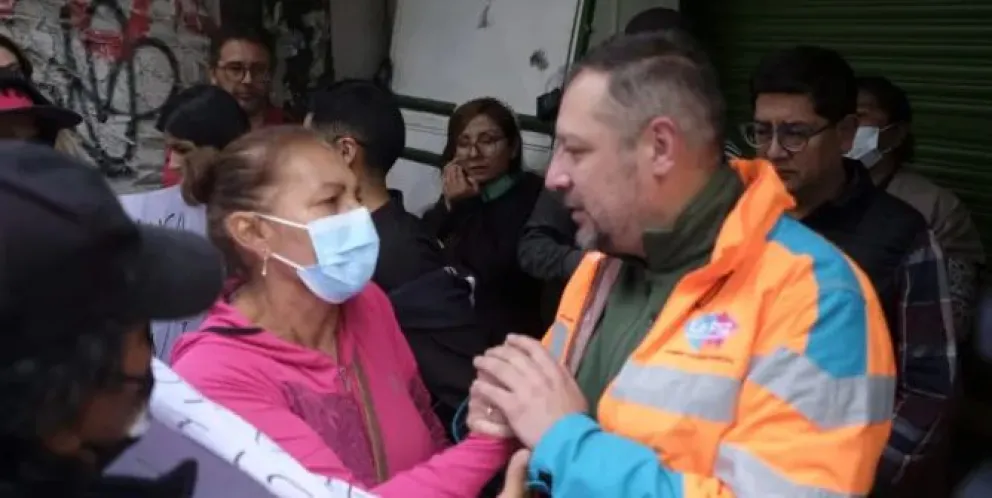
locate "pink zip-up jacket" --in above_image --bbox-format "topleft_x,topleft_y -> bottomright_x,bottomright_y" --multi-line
171,283 -> 512,497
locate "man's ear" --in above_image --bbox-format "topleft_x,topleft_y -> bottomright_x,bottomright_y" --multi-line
337,136 -> 362,168
645,116 -> 677,178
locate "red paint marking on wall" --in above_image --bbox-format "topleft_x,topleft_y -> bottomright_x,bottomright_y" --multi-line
0,0 -> 17,20
64,0 -> 210,61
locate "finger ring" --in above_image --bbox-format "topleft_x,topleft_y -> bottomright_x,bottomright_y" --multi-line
485,405 -> 494,418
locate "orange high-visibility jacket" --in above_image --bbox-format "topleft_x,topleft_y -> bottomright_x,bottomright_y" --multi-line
529,159 -> 896,497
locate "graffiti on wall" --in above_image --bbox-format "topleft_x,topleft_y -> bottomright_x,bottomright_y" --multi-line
0,0 -> 213,184
264,0 -> 328,117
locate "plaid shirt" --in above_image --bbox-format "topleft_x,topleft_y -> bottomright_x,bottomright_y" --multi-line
874,229 -> 957,490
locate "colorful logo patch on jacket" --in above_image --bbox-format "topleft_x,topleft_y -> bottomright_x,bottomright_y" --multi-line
685,312 -> 738,350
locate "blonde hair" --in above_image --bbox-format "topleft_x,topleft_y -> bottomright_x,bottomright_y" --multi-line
53,129 -> 95,166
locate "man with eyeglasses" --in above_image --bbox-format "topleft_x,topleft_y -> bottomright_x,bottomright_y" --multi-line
208,24 -> 283,130
160,25 -> 282,188
747,45 -> 956,498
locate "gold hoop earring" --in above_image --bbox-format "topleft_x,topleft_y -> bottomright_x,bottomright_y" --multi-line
261,254 -> 270,277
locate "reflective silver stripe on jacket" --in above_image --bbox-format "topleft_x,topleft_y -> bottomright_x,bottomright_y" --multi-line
608,347 -> 894,427
748,348 -> 895,428
715,444 -> 866,498
548,320 -> 568,360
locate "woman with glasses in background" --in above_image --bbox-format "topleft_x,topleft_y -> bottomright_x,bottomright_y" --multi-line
422,98 -> 545,346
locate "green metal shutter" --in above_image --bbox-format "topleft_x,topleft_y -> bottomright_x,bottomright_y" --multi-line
683,0 -> 992,252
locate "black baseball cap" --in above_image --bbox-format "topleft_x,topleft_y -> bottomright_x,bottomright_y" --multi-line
0,141 -> 223,329
0,74 -> 82,131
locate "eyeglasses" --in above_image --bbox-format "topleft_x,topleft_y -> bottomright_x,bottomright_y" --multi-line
456,133 -> 505,153
217,62 -> 271,83
740,121 -> 833,153
108,370 -> 155,399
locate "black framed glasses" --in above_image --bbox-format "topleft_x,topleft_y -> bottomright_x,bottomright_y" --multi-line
740,121 -> 833,153
455,133 -> 506,154
217,62 -> 271,83
108,370 -> 155,400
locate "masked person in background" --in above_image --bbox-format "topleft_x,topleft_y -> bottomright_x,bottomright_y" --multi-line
749,47 -> 956,497
170,126 -> 512,497
0,142 -> 224,497
853,75 -> 983,339
157,85 -> 251,193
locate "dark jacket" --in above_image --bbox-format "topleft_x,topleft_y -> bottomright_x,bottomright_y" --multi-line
371,191 -> 487,433
518,188 -> 583,282
802,160 -> 929,325
0,452 -> 196,498
517,188 -> 583,326
423,172 -> 545,345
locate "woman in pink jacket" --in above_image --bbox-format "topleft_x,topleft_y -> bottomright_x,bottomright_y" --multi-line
170,126 -> 512,496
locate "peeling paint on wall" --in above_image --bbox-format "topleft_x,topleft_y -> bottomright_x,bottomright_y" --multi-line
0,0 -> 213,191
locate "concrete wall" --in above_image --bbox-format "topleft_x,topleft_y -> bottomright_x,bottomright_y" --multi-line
0,0 -> 215,191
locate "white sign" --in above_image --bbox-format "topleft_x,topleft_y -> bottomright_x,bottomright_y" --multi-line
108,359 -> 378,498
118,186 -> 210,360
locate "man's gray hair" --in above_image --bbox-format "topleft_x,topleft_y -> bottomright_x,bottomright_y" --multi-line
568,31 -> 725,149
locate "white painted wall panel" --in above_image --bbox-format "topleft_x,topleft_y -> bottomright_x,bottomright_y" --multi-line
389,0 -> 583,115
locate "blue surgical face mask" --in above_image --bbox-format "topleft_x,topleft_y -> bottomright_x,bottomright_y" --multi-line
257,208 -> 380,304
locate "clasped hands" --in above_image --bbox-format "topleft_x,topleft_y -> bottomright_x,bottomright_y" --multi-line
465,333 -> 588,447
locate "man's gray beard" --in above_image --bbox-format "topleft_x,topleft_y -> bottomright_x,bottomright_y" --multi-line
575,225 -> 602,251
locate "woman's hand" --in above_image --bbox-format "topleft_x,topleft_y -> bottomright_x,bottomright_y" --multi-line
442,161 -> 480,208
466,370 -> 514,438
497,449 -> 533,498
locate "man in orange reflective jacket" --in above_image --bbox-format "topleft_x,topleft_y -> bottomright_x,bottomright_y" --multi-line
471,32 -> 897,497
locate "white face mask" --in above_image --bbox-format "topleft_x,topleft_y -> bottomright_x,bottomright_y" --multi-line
846,125 -> 894,169
128,406 -> 152,438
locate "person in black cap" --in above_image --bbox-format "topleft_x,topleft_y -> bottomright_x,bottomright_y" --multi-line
0,141 -> 224,497
0,72 -> 81,146
157,85 -> 250,190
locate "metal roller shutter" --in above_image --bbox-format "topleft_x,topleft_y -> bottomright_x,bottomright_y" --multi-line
683,0 -> 992,253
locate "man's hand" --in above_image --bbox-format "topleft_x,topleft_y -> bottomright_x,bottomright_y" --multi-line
472,334 -> 588,448
466,370 -> 514,438
497,449 -> 533,498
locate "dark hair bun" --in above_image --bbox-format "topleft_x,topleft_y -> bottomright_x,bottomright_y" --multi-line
164,87 -> 250,150
179,145 -> 221,206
